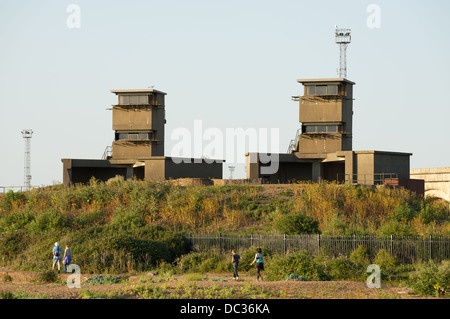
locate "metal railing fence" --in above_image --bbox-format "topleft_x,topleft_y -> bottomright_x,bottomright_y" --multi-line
186,233 -> 450,264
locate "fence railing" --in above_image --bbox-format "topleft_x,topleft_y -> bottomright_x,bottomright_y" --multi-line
0,186 -> 38,193
186,234 -> 450,264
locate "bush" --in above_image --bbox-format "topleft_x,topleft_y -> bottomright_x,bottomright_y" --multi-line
39,270 -> 58,283
2,273 -> 12,283
274,213 -> 320,235
394,203 -> 417,222
322,214 -> 348,235
85,274 -> 126,285
410,260 -> 449,297
175,251 -> 224,273
374,249 -> 397,271
0,211 -> 34,233
0,230 -> 31,263
264,250 -> 328,281
0,190 -> 27,212
318,256 -> 360,281
350,245 -> 371,268
0,291 -> 16,299
28,208 -> 68,233
378,221 -> 416,236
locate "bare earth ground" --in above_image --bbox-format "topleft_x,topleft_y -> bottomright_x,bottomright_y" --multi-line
0,266 -> 437,299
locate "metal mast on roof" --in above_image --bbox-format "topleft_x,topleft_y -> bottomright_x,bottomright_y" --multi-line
21,129 -> 33,191
335,26 -> 351,78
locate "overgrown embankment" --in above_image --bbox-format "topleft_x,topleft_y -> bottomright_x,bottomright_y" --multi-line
0,178 -> 449,275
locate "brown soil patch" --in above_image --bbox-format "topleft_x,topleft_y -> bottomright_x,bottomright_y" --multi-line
0,267 -> 436,300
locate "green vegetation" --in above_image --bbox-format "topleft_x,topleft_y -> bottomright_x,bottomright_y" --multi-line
410,260 -> 450,297
0,178 -> 448,297
129,282 -> 280,299
84,274 -> 127,285
39,270 -> 58,283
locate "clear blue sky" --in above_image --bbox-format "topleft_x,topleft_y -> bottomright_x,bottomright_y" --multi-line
1,0 -> 449,186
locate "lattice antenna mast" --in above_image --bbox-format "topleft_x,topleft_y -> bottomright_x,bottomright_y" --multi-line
335,26 -> 351,78
21,129 -> 33,190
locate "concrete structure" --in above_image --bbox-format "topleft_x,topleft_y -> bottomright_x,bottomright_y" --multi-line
62,88 -> 223,185
410,167 -> 450,202
246,78 -> 422,194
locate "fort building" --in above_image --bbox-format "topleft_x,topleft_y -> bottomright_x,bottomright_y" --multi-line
61,88 -> 223,185
246,78 -> 424,194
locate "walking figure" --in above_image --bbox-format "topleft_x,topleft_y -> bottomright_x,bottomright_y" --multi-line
250,248 -> 264,281
63,245 -> 72,273
52,242 -> 62,273
231,249 -> 242,280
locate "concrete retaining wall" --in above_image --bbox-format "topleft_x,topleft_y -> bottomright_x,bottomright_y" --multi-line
410,167 -> 450,202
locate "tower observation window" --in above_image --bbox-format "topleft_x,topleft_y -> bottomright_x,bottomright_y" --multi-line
302,125 -> 340,134
116,132 -> 152,140
119,95 -> 149,105
306,85 -> 339,96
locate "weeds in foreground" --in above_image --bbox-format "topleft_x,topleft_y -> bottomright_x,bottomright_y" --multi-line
78,289 -> 124,299
129,282 -> 280,299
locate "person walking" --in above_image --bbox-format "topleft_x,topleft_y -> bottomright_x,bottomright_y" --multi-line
231,249 -> 242,280
250,248 -> 264,281
63,245 -> 72,273
52,242 -> 62,273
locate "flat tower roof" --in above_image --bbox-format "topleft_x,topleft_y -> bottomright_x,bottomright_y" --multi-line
110,88 -> 167,95
297,78 -> 355,85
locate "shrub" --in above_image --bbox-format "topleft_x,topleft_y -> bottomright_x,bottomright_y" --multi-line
0,211 -> 34,233
85,274 -> 126,285
322,214 -> 348,235
2,273 -> 12,283
111,207 -> 146,229
274,213 -> 320,235
175,251 -> 223,273
0,291 -> 16,299
318,256 -> 360,281
39,270 -> 58,283
393,203 -> 417,222
0,190 -> 27,212
374,249 -> 397,271
28,208 -> 68,233
264,250 -> 328,281
378,220 -> 416,236
350,245 -> 371,268
410,260 -> 449,297
0,230 -> 31,262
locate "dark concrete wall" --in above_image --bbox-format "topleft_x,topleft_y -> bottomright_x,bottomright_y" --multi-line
61,159 -> 127,185
164,158 -> 223,180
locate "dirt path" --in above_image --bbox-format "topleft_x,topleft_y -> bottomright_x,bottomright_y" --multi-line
0,266 -> 434,299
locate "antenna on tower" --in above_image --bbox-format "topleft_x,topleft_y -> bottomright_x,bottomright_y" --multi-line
21,129 -> 33,191
335,26 -> 351,78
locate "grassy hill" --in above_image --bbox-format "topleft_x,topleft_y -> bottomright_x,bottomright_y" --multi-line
0,178 -> 449,274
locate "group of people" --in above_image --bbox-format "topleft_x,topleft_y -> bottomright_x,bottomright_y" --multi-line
52,243 -> 263,280
51,242 -> 72,273
232,248 -> 264,281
